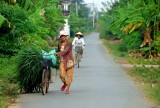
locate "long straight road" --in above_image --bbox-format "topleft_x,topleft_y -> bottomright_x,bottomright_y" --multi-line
11,33 -> 151,108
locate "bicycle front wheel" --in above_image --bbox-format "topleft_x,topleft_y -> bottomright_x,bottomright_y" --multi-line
42,69 -> 48,95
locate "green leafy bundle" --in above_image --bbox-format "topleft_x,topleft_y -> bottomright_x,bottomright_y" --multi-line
17,45 -> 43,93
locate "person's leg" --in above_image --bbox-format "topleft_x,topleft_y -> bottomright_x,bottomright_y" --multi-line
74,52 -> 78,65
81,48 -> 83,58
65,67 -> 74,94
59,62 -> 67,91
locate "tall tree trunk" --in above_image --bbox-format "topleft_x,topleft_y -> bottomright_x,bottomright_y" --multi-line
140,27 -> 153,58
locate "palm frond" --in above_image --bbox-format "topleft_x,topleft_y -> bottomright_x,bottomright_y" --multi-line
0,14 -> 6,27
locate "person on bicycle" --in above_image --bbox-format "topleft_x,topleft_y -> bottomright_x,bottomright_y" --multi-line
72,32 -> 85,58
55,31 -> 74,94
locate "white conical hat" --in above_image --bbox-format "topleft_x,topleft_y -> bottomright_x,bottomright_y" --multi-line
76,32 -> 83,36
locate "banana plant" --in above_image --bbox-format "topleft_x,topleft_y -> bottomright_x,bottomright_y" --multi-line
111,0 -> 160,58
0,15 -> 5,27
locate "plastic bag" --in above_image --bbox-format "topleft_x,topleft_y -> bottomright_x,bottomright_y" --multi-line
49,50 -> 57,67
42,49 -> 57,68
42,50 -> 51,59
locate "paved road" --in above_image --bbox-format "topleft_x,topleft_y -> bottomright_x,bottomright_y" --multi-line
11,33 -> 151,108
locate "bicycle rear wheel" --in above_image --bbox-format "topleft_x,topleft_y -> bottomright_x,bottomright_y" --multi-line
42,69 -> 48,95
46,82 -> 49,93
76,53 -> 80,68
78,61 -> 79,68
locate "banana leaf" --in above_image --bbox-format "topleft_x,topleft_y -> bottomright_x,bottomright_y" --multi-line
0,14 -> 5,27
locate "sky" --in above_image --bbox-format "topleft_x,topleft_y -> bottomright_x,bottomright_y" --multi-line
83,0 -> 115,11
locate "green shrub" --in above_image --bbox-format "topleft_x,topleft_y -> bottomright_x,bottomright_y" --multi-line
22,34 -> 49,50
118,43 -> 128,52
0,55 -> 19,108
0,3 -> 36,56
0,96 -> 6,108
123,31 -> 143,50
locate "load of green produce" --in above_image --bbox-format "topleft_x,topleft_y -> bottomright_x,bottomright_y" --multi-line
17,45 -> 58,93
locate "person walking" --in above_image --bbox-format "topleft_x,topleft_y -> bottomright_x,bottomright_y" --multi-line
55,31 -> 74,94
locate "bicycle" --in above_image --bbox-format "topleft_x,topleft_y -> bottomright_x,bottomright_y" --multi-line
41,58 -> 51,95
41,49 -> 57,95
75,45 -> 83,68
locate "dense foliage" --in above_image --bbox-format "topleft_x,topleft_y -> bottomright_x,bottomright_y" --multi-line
0,3 -> 36,56
69,0 -> 93,36
0,0 -> 64,56
0,0 -> 63,107
98,0 -> 160,58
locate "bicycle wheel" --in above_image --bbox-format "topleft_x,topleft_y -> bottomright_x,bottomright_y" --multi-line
46,81 -> 49,93
42,69 -> 48,95
77,53 -> 80,68
78,60 -> 79,68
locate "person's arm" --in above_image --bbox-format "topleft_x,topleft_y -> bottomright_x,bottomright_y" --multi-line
81,38 -> 85,46
57,43 -> 60,52
72,37 -> 76,46
55,42 -> 72,57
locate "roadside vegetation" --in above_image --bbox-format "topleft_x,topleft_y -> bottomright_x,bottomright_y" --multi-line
69,0 -> 93,36
0,0 -> 63,107
98,0 -> 160,105
0,56 -> 19,108
98,0 -> 160,59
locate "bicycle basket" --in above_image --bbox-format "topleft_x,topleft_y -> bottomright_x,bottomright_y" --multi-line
75,46 -> 82,53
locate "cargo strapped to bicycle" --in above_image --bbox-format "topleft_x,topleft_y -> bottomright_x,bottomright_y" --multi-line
75,46 -> 83,53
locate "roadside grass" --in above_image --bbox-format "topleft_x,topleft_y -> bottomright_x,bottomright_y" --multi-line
103,39 -> 128,57
102,39 -> 160,65
128,57 -> 160,65
102,39 -> 160,105
0,56 -> 19,108
129,67 -> 160,105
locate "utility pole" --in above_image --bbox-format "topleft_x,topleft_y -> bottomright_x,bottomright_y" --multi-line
93,12 -> 95,28
92,1 -> 95,28
87,2 -> 97,28
75,1 -> 78,16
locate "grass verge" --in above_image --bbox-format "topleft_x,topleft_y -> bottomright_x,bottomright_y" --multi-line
129,67 -> 160,105
0,56 -> 19,108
